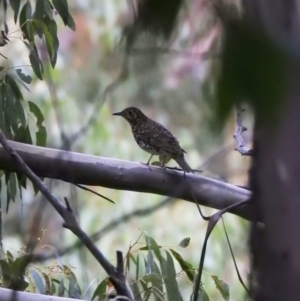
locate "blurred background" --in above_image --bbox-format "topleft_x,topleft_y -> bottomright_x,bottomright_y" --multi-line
1,0 -> 252,300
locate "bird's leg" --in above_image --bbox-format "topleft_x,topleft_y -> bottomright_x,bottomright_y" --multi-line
160,156 -> 166,169
141,154 -> 153,166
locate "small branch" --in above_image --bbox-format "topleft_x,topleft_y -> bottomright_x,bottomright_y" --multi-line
233,105 -> 254,156
0,130 -> 133,300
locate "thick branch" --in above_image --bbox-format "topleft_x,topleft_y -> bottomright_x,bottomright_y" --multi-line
0,140 -> 253,221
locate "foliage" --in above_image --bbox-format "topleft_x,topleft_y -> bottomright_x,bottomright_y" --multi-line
0,0 -> 75,209
92,232 -> 230,301
0,249 -> 81,298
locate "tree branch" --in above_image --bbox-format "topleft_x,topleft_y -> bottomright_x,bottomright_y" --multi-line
0,140 -> 253,221
0,131 -> 133,300
0,287 -> 80,301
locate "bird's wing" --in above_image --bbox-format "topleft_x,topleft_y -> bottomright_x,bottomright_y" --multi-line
137,127 -> 186,155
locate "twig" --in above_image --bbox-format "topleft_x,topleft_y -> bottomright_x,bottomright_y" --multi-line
233,105 -> 253,156
75,184 -> 115,204
0,130 -> 133,300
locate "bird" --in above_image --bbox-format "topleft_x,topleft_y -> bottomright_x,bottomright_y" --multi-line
113,107 -> 193,173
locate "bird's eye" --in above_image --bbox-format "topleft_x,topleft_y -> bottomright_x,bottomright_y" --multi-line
129,110 -> 133,115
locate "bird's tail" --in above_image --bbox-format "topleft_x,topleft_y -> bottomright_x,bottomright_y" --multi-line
175,155 -> 194,173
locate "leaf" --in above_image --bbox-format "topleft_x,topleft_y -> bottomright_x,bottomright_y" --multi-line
131,280 -> 142,301
160,251 -> 181,301
8,173 -> 17,203
151,261 -> 164,301
16,69 -> 32,84
136,254 -> 140,280
68,272 -> 81,299
19,1 -> 33,41
28,101 -> 47,146
91,279 -> 107,301
34,0 -> 45,21
28,44 -> 43,80
178,237 -> 190,248
10,0 -> 21,23
150,237 -> 162,262
31,270 -> 45,294
197,289 -> 210,301
143,273 -> 162,283
15,125 -> 33,145
52,0 -> 76,31
169,249 -> 195,282
0,259 -> 11,285
58,279 -> 65,297
6,74 -> 23,100
211,276 -> 229,301
6,251 -> 14,264
32,19 -> 55,60
43,16 -> 59,67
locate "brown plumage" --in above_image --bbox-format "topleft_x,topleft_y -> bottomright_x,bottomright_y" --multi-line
113,107 -> 193,173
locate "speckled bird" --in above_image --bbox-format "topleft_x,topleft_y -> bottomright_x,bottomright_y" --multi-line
113,107 -> 193,173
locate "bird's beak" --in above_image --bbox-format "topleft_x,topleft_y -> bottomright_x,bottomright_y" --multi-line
112,111 -> 122,116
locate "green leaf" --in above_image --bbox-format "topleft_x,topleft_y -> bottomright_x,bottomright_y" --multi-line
91,279 -> 107,301
169,249 -> 195,282
43,0 -> 53,19
151,261 -> 164,301
143,273 -> 162,283
6,251 -> 14,264
178,237 -> 190,248
160,251 -> 181,301
6,74 -> 23,100
28,101 -> 47,146
211,275 -> 229,301
34,0 -> 45,21
52,0 -> 76,31
16,69 -> 32,84
8,173 -> 17,203
150,237 -> 162,262
15,125 -> 33,145
68,272 -> 81,299
32,19 -> 54,59
136,254 -> 140,280
10,0 -> 21,23
31,270 -> 45,294
197,289 -> 210,301
43,16 -> 59,67
131,279 -> 142,301
28,44 -> 43,80
19,1 -> 33,41
0,259 -> 11,285
58,279 -> 65,297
